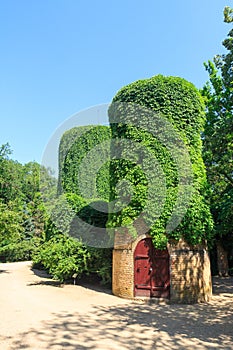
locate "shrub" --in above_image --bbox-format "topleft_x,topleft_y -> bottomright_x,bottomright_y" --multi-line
32,235 -> 91,282
87,247 -> 112,285
32,234 -> 112,284
0,237 -> 41,262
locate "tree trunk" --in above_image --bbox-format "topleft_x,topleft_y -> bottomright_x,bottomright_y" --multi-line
216,241 -> 229,276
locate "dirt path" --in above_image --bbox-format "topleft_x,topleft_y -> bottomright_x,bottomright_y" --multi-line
0,261 -> 233,350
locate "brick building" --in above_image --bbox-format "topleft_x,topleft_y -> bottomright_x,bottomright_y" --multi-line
112,232 -> 212,303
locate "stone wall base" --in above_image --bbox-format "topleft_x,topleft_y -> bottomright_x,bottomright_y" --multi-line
112,233 -> 212,303
168,239 -> 212,303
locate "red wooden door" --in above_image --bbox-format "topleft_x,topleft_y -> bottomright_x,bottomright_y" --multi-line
134,238 -> 170,298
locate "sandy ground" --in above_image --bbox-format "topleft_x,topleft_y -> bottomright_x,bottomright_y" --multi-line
0,261 -> 232,350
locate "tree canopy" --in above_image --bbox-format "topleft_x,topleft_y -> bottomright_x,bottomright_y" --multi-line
201,6 -> 233,253
0,146 -> 47,262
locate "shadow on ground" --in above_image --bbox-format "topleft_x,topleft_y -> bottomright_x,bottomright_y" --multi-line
78,274 -> 112,295
30,268 -> 112,294
31,267 -> 52,279
5,277 -> 233,350
28,268 -> 62,287
212,276 -> 233,294
27,280 -> 62,287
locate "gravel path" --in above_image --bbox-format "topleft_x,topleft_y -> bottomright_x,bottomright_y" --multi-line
0,261 -> 233,349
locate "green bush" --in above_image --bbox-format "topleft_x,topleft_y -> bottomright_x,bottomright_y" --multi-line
87,247 -> 112,285
33,189 -> 112,284
32,234 -> 112,284
32,235 -> 91,282
108,75 -> 213,248
0,237 -> 41,262
46,192 -> 109,246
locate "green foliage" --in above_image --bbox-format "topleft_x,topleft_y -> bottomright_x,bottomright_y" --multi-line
0,197 -> 46,262
45,191 -> 109,244
58,125 -> 111,201
32,232 -> 112,284
0,147 -> 49,262
32,190 -> 112,283
0,141 -> 112,284
0,157 -> 24,204
55,126 -> 112,282
46,193 -> 77,237
22,162 -> 41,202
23,192 -> 47,239
0,237 -> 41,262
0,201 -> 23,247
32,235 -> 91,282
84,247 -> 112,285
0,143 -> 12,160
224,6 -> 233,23
55,126 -> 112,283
201,6 -> 233,251
108,75 -> 213,248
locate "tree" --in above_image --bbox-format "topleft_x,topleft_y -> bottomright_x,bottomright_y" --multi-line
0,143 -> 12,160
0,202 -> 23,246
0,146 -> 24,204
201,6 -> 233,275
0,146 -> 48,262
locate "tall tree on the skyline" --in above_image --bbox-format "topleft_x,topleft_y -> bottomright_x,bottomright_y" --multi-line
201,6 -> 233,275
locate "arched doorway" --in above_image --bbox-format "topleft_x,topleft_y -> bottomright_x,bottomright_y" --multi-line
134,238 -> 170,298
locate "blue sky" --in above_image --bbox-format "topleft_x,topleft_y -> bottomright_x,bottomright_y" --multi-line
0,0 -> 231,165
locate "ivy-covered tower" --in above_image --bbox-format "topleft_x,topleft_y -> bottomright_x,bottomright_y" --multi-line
58,125 -> 112,247
109,75 -> 213,303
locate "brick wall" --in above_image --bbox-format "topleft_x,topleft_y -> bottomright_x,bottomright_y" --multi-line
112,248 -> 134,298
168,239 -> 212,303
112,233 -> 212,303
112,232 -> 150,298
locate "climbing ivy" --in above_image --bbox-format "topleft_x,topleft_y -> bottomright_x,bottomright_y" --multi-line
58,125 -> 111,201
55,126 -> 112,283
108,75 -> 213,248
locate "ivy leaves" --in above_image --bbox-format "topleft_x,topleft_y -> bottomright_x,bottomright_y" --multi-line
109,75 -> 213,248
